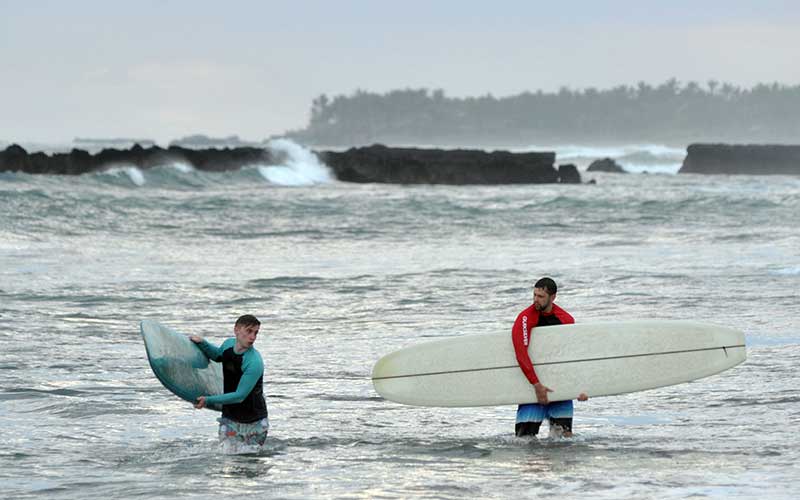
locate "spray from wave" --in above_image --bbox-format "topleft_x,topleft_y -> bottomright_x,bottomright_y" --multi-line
166,162 -> 194,174
769,266 -> 800,276
76,141 -> 331,188
103,165 -> 147,186
258,139 -> 334,186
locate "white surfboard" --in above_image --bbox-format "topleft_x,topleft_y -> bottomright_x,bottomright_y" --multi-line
372,320 -> 745,407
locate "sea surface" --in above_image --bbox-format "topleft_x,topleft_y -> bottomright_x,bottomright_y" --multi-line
1,144 -> 798,499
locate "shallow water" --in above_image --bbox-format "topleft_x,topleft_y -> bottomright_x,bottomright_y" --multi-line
1,164 -> 799,498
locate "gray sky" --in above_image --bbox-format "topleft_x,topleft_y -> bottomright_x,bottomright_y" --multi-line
2,0 -> 799,144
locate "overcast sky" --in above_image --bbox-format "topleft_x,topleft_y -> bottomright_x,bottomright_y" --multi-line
2,0 -> 799,144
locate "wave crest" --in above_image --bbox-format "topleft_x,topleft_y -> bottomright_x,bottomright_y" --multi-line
258,139 -> 334,186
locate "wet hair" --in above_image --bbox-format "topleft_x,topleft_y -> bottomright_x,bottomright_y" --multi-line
235,314 -> 261,328
534,277 -> 558,295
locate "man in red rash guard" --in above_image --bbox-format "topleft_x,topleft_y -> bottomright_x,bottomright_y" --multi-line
512,277 -> 587,437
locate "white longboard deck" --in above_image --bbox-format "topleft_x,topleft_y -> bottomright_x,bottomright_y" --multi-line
372,320 -> 745,407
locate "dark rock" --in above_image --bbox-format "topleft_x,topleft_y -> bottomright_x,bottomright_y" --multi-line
558,164 -> 582,183
587,157 -> 627,173
0,144 -> 274,175
0,144 -> 30,171
320,144 -> 562,184
680,144 -> 800,175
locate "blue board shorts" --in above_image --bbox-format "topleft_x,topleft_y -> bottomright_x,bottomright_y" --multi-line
516,400 -> 574,424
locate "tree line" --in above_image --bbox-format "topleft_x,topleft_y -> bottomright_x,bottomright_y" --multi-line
284,80 -> 800,146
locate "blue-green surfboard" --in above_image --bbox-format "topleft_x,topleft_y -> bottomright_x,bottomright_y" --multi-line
140,319 -> 223,411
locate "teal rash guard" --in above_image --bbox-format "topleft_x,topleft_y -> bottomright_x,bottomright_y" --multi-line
196,338 -> 269,423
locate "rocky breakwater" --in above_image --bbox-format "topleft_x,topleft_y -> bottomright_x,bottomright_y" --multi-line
1,143 -> 582,184
0,143 -> 274,175
320,144 -> 580,184
679,144 -> 800,175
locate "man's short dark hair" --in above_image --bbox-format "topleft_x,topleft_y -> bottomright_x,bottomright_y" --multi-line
534,277 -> 558,295
235,314 -> 261,327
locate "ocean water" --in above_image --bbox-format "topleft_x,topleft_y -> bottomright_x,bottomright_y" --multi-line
1,144 -> 799,499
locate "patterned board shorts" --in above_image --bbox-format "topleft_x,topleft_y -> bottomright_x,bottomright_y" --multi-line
217,416 -> 270,447
516,400 -> 574,424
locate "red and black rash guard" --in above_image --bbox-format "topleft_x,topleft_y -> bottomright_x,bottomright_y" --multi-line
511,304 -> 575,385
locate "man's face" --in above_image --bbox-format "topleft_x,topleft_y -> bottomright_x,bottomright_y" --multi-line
235,324 -> 260,349
533,287 -> 554,312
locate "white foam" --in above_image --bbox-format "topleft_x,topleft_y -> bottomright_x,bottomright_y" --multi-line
259,138 -> 334,186
518,143 -> 685,160
167,162 -> 194,174
770,266 -> 800,276
619,163 -> 683,175
219,441 -> 263,455
105,165 -> 146,186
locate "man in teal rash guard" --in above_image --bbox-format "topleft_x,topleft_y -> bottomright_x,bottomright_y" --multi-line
190,314 -> 269,447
